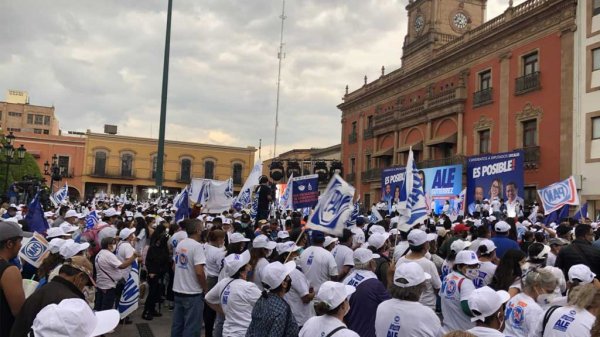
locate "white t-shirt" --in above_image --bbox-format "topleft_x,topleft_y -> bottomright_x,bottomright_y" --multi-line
547,251 -> 557,267
467,326 -> 506,337
299,315 -> 359,337
135,228 -> 147,254
116,241 -> 135,280
393,241 -> 410,262
375,298 -> 441,337
298,246 -> 338,292
95,249 -> 123,289
469,238 -> 486,253
397,256 -> 441,309
332,244 -> 355,275
351,226 -> 365,248
204,244 -> 226,277
542,306 -> 595,337
440,271 -> 476,333
169,231 -> 188,257
474,260 -> 497,288
205,277 -> 262,337
173,238 -> 206,294
252,257 -> 269,290
284,268 -> 313,326
503,292 -> 544,337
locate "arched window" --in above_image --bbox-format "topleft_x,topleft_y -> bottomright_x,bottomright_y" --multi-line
232,163 -> 243,185
151,156 -> 158,179
121,154 -> 133,177
94,152 -> 107,176
204,160 -> 214,179
180,159 -> 192,182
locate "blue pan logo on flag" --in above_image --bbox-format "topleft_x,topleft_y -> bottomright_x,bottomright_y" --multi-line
541,181 -> 572,209
317,189 -> 352,228
24,239 -> 45,260
307,174 -> 355,235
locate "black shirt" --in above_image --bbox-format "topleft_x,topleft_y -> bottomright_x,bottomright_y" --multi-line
256,184 -> 272,211
0,259 -> 15,337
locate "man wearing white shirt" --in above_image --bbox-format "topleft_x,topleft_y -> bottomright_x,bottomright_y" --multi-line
350,216 -> 366,249
466,286 -> 510,337
332,229 -> 355,280
298,231 -> 338,293
171,219 -> 207,337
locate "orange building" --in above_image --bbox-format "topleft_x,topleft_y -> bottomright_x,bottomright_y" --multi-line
338,0 -> 575,207
13,132 -> 86,199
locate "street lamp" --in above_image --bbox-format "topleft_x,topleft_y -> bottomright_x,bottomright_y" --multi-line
43,154 -> 62,193
1,132 -> 27,197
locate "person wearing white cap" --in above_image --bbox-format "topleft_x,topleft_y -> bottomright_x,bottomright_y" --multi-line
246,261 -> 299,336
522,243 -> 567,307
250,234 -> 277,291
343,248 -> 390,337
36,238 -> 67,286
202,229 -> 227,337
31,298 -> 119,337
491,221 -> 520,259
298,231 -> 338,293
299,281 -> 359,337
375,262 -> 440,337
63,209 -> 79,225
59,240 -> 90,260
350,216 -> 367,249
323,235 -> 339,251
441,239 -> 472,283
541,283 -> 600,337
503,268 -> 557,337
46,227 -> 70,240
331,229 -> 355,281
59,222 -> 79,239
114,227 -> 136,315
368,232 -> 392,288
276,241 -> 314,327
392,223 -> 412,261
205,251 -> 262,337
397,229 -> 441,310
474,239 -> 498,288
440,250 -> 481,333
465,286 -> 510,337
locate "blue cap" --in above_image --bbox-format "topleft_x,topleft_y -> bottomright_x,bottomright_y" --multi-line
311,230 -> 325,240
356,216 -> 365,225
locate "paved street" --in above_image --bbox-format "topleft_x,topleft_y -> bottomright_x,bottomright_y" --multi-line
112,308 -> 174,337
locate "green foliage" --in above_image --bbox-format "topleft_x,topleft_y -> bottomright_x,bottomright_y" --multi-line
0,152 -> 42,192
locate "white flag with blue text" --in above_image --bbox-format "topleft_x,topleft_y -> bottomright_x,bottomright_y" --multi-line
118,260 -> 140,319
50,182 -> 69,207
399,148 -> 428,226
233,161 -> 263,210
280,173 -> 294,210
306,174 -> 355,236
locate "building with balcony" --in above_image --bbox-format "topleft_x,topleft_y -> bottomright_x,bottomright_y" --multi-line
339,0 -> 575,205
573,0 -> 600,218
82,132 -> 256,200
0,90 -> 60,136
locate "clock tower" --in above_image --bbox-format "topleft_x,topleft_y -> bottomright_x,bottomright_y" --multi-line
402,0 -> 487,70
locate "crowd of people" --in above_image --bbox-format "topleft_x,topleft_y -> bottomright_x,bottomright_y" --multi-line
0,193 -> 600,337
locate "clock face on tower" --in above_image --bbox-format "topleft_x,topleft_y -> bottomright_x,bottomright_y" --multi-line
414,14 -> 425,33
452,11 -> 469,30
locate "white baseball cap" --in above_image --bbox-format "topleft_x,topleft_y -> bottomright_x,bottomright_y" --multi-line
568,264 -> 597,284
450,239 -> 472,254
393,262 -> 431,287
229,232 -> 250,244
353,248 -> 379,264
368,225 -> 386,235
315,281 -> 355,309
455,250 -> 480,265
324,236 -> 339,248
408,229 -> 427,246
262,261 -> 295,290
59,222 -> 78,234
48,238 -> 67,254
46,227 -> 67,239
368,232 -> 390,250
276,241 -> 301,255
59,240 -> 90,259
478,239 -> 497,255
495,221 -> 511,233
119,228 -> 134,241
468,286 -> 510,322
223,250 -> 251,277
277,231 -> 290,240
103,208 -> 118,217
253,234 -> 277,250
32,298 -> 119,337
397,223 -> 412,233
64,210 -> 79,218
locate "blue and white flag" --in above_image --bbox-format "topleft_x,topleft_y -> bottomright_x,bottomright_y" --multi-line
118,260 -> 140,319
50,182 -> 69,207
346,198 -> 361,226
225,178 -> 234,199
537,176 -> 579,215
250,190 -> 259,220
573,202 -> 588,221
26,192 -> 49,235
174,187 -> 190,223
399,148 -> 428,226
306,174 -> 355,236
85,210 -> 99,231
233,162 -> 263,210
370,205 -> 383,223
280,173 -> 294,211
19,232 -> 49,268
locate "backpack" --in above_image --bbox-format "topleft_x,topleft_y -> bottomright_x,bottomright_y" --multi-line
80,222 -> 111,256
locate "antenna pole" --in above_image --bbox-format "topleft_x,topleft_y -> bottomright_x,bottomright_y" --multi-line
273,0 -> 286,158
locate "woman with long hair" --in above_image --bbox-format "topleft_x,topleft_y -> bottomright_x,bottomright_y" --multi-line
142,224 -> 170,320
249,234 -> 276,290
542,284 -> 600,337
490,249 -> 526,297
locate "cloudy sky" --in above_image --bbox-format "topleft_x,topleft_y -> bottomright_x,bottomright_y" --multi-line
0,0 -> 513,158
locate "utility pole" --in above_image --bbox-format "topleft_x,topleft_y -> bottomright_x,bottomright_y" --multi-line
273,0 -> 287,158
155,0 -> 173,190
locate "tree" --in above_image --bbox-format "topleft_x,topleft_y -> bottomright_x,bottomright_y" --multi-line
0,152 -> 43,194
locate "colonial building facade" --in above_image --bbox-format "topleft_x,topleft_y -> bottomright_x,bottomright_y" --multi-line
339,0 -> 576,207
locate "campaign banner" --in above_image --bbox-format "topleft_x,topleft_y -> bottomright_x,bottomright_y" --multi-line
381,164 -> 463,215
306,174 -> 355,236
292,174 -> 319,209
537,176 -> 579,215
466,150 -> 524,215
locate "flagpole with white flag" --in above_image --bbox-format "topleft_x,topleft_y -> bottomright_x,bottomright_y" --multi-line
398,148 -> 428,227
233,161 -> 263,210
